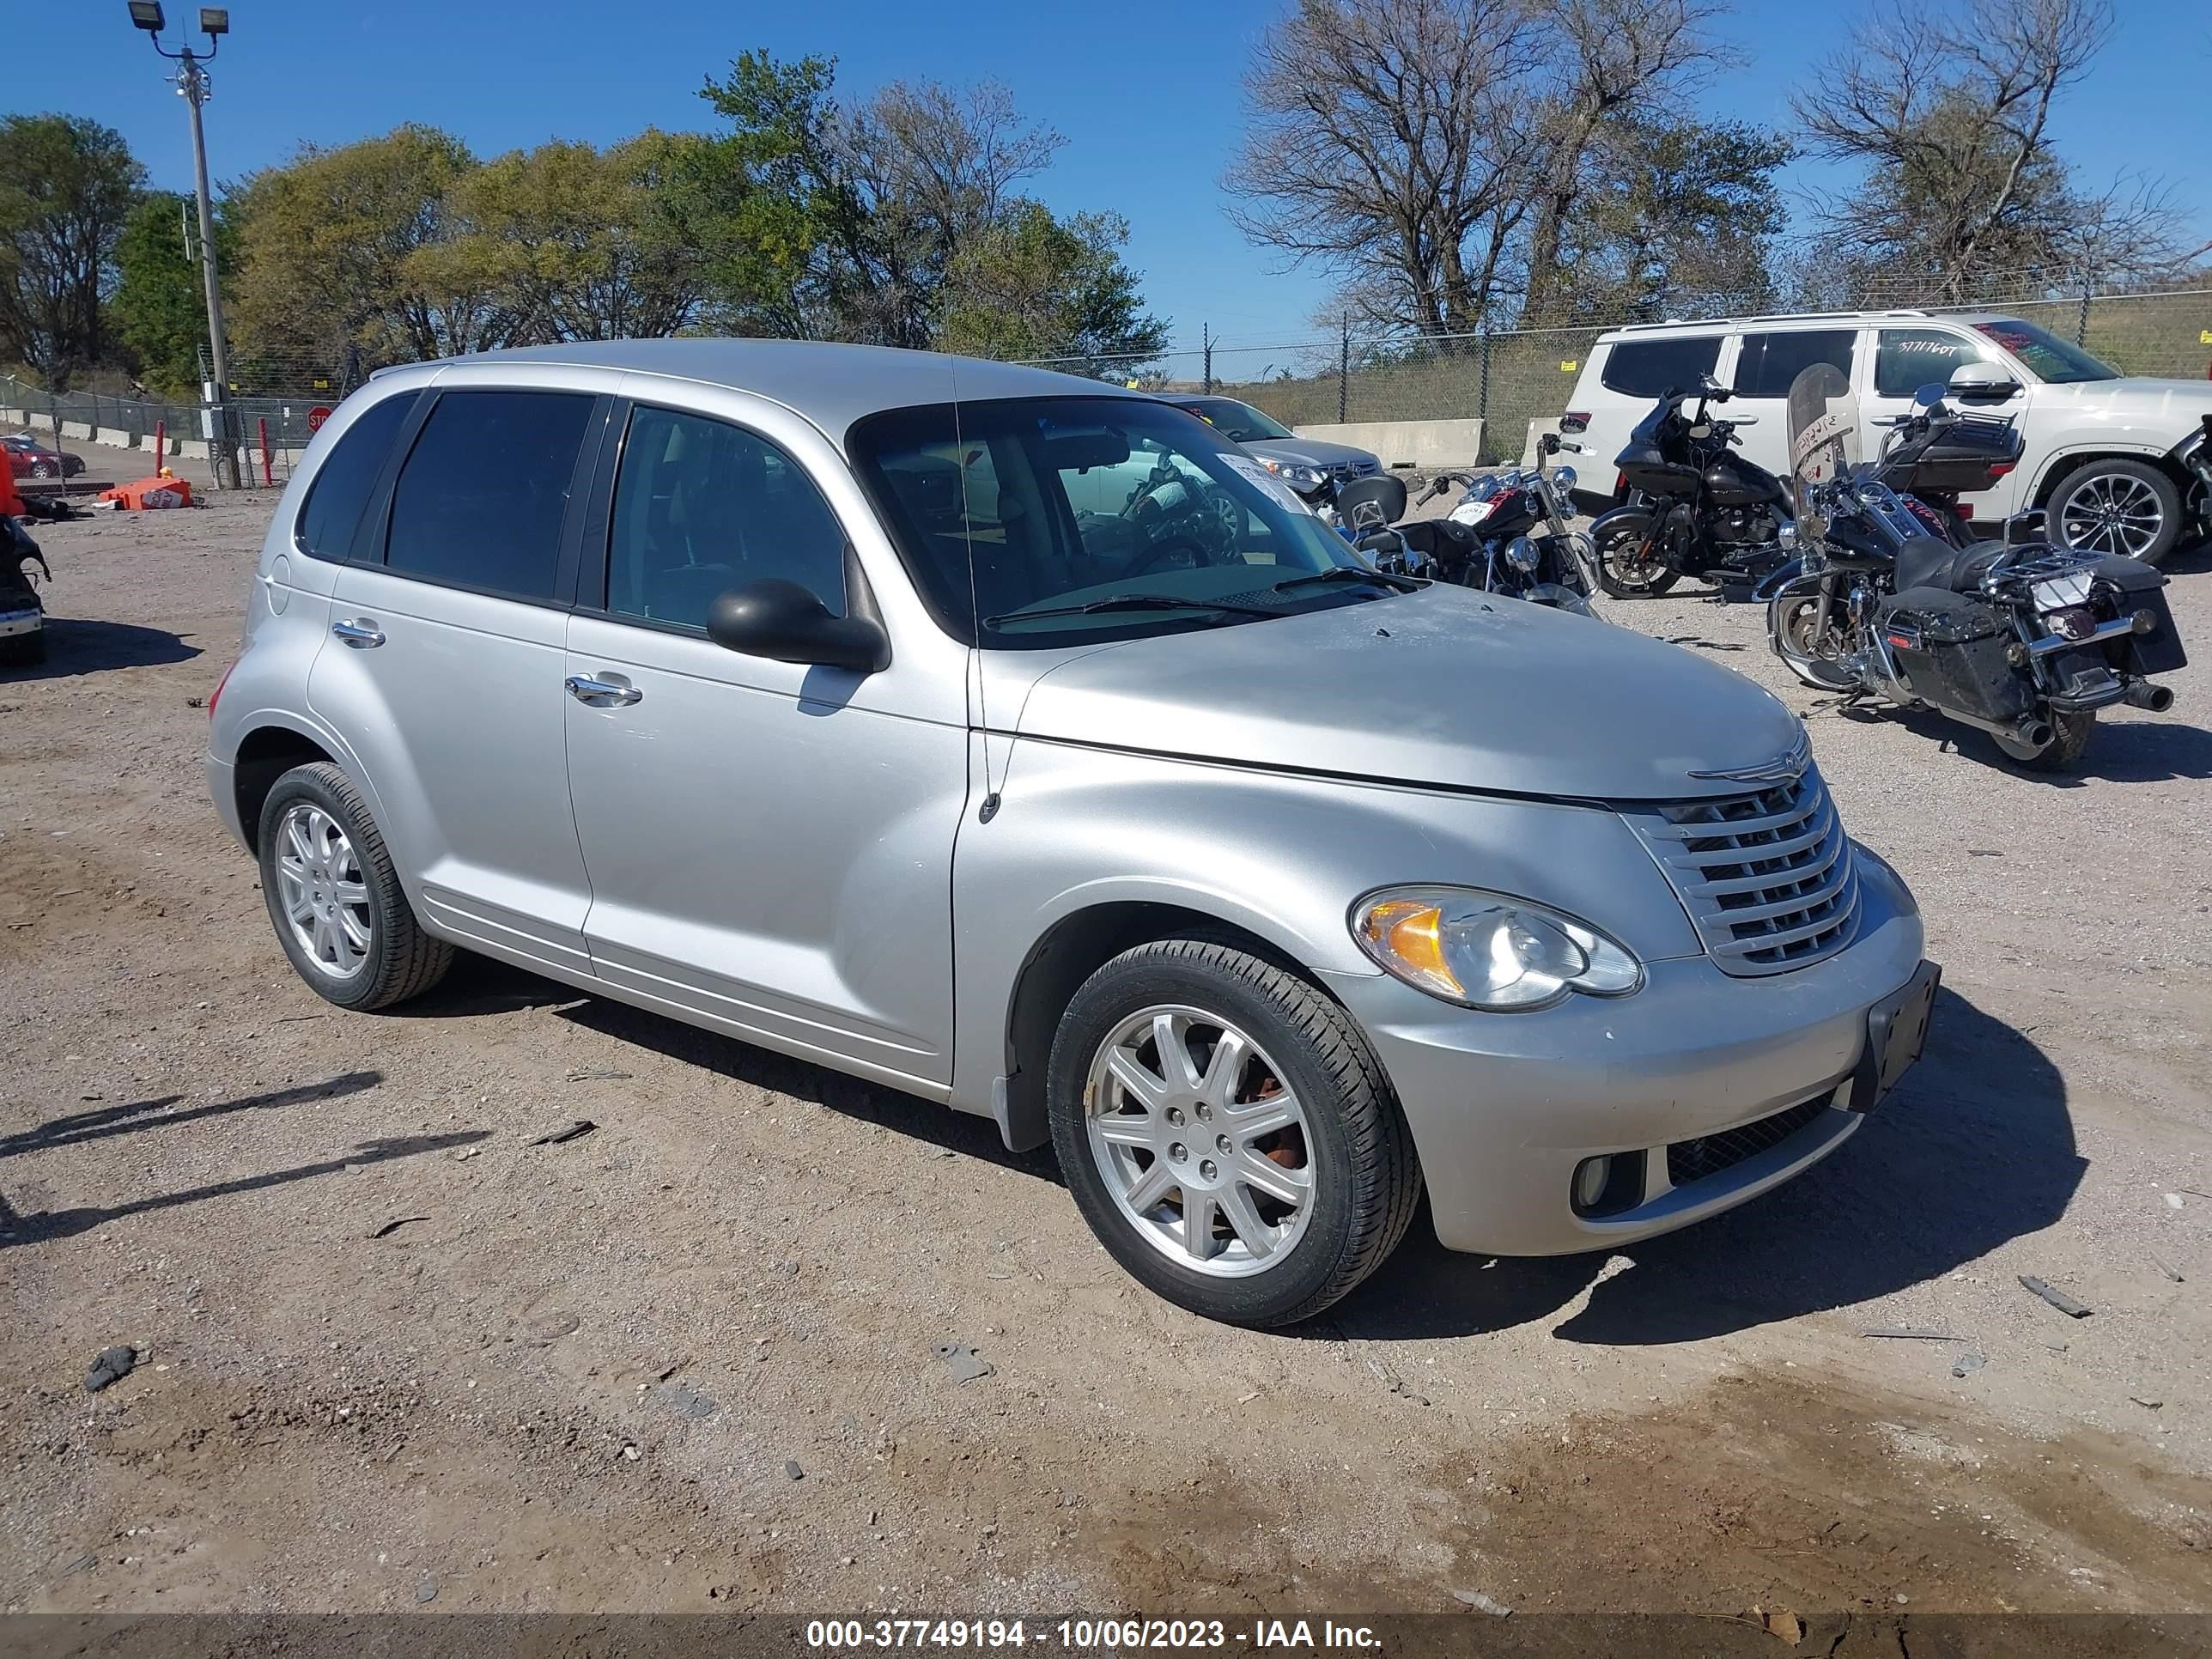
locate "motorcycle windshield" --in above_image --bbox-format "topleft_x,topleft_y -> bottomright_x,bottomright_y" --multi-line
1785,364 -> 1859,521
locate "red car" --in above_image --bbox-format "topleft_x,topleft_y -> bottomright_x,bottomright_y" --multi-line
2,432 -> 84,479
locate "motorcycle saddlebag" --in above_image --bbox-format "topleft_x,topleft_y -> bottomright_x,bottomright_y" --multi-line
2081,555 -> 2187,678
1881,586 -> 2033,725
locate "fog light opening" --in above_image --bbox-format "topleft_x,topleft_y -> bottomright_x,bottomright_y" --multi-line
1572,1156 -> 1611,1211
1571,1149 -> 1648,1218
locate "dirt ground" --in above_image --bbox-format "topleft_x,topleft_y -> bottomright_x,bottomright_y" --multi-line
3,466 -> 2210,1628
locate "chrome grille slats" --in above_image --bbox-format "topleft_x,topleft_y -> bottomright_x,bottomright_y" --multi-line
1621,764 -> 1862,977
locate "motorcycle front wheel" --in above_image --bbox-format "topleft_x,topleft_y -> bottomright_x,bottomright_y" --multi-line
1589,515 -> 1680,599
1770,592 -> 1858,692
1996,710 -> 2095,770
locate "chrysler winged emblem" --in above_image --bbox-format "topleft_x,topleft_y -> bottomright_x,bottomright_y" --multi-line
1689,732 -> 1811,784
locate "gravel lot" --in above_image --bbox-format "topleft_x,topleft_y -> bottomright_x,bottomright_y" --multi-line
3,467 -> 2210,1626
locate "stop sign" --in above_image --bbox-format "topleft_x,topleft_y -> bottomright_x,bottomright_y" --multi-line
307,405 -> 333,434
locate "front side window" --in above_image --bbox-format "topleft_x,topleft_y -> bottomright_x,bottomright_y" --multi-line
295,389 -> 418,562
1733,330 -> 1857,398
384,390 -> 596,601
1601,336 -> 1721,398
849,397 -> 1385,648
1174,397 -> 1294,442
1972,319 -> 2119,385
605,406 -> 847,629
1875,329 -> 1987,398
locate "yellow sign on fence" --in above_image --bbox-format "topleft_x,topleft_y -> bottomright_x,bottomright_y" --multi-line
2200,330 -> 2212,345
1559,360 -> 1579,373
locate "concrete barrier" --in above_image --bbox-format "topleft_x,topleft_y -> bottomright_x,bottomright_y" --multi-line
60,420 -> 93,441
1291,418 -> 1484,471
27,411 -> 55,432
179,439 -> 211,460
96,427 -> 136,450
140,433 -> 179,456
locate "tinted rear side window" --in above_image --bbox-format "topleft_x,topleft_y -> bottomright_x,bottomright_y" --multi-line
1734,330 -> 1857,398
385,390 -> 596,600
1600,336 -> 1721,398
295,391 -> 418,562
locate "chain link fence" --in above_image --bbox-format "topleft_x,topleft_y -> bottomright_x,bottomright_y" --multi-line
1025,287 -> 2212,465
7,286 -> 2207,484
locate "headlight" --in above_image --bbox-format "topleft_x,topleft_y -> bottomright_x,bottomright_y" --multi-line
1261,459 -> 1326,490
1351,887 -> 1642,1011
1553,464 -> 1578,493
1504,534 -> 1540,572
1778,521 -> 1798,550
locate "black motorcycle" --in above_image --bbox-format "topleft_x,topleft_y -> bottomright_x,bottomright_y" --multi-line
1585,374 -> 1794,599
2,515 -> 47,667
1759,365 -> 2185,770
1334,446 -> 1600,616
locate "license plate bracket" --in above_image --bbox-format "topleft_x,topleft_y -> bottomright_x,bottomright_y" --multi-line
1849,960 -> 1941,1115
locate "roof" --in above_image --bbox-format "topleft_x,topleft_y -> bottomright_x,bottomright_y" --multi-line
1599,308 -> 2020,341
374,338 -> 1132,440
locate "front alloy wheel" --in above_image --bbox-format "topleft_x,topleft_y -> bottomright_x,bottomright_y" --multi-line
1048,936 -> 1421,1327
2051,461 -> 2181,565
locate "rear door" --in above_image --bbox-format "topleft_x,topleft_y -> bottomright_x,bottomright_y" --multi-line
309,382 -> 610,978
1582,332 -> 1724,495
1729,327 -> 1860,478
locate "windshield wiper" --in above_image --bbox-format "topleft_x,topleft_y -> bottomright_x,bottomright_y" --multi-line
1271,564 -> 1423,595
982,592 -> 1279,629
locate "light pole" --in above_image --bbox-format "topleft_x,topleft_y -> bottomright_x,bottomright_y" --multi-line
129,2 -> 241,490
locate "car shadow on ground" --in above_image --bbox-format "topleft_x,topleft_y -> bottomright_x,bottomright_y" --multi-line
1323,985 -> 2080,1344
0,617 -> 202,681
550,994 -> 1061,1183
1833,702 -> 2212,784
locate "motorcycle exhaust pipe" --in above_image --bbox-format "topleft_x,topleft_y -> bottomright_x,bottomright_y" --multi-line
1937,704 -> 2055,750
2124,681 -> 2175,713
2016,718 -> 2055,751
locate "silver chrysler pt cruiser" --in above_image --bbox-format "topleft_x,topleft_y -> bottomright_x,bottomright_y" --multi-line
207,341 -> 1938,1328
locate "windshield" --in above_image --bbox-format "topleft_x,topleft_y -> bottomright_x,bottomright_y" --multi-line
848,396 -> 1382,648
1172,397 -> 1294,443
1972,320 -> 2119,385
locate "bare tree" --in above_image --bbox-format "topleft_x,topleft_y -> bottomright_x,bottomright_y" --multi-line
1791,0 -> 2178,301
1224,0 -> 1550,337
1519,0 -> 1722,321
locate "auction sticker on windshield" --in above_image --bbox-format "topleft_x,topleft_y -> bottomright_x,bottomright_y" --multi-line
1219,453 -> 1315,514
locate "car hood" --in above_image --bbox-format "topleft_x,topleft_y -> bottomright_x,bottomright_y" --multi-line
1011,585 -> 1804,801
2030,378 -> 2212,421
1243,436 -> 1381,471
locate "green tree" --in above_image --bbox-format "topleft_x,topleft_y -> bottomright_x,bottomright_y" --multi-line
230,125 -> 501,368
1553,119 -> 1791,320
112,190 -> 237,397
938,205 -> 1167,372
0,113 -> 145,384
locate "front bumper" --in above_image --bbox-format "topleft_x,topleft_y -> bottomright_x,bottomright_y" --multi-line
1324,848 -> 1929,1255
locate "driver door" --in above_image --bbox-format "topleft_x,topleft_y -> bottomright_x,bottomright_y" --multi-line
1863,325 -> 2023,520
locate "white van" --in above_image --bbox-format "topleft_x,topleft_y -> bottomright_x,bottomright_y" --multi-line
1562,311 -> 2212,564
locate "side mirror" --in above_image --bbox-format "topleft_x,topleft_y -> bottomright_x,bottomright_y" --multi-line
1948,362 -> 2020,400
1913,383 -> 1946,408
708,579 -> 890,675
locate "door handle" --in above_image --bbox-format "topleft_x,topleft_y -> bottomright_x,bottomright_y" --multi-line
566,673 -> 642,707
331,617 -> 386,648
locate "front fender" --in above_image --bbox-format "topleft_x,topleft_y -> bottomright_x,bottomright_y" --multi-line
1752,557 -> 1811,602
1589,502 -> 1654,543
949,738 -> 1711,1132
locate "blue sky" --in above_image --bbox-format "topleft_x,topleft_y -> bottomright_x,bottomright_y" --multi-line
10,0 -> 2208,358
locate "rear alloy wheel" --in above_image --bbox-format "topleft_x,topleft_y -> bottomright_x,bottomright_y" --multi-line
1048,938 -> 1420,1328
2050,460 -> 2182,566
1590,517 -> 1680,599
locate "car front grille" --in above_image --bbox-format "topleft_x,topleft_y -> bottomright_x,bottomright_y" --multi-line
1622,765 -> 1860,977
1667,1094 -> 1833,1187
1328,459 -> 1380,482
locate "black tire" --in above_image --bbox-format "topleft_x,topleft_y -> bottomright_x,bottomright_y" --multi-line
1997,709 -> 2095,771
256,761 -> 453,1011
2048,459 -> 2184,566
1590,514 -> 1680,599
1046,936 -> 1422,1328
0,627 -> 44,667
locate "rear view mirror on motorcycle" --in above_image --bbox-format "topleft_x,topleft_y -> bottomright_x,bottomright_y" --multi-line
1913,384 -> 1946,409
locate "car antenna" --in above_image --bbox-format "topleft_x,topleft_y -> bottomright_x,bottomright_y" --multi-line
949,362 -> 1002,823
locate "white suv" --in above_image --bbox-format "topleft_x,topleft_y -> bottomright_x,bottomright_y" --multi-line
1563,310 -> 2212,564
